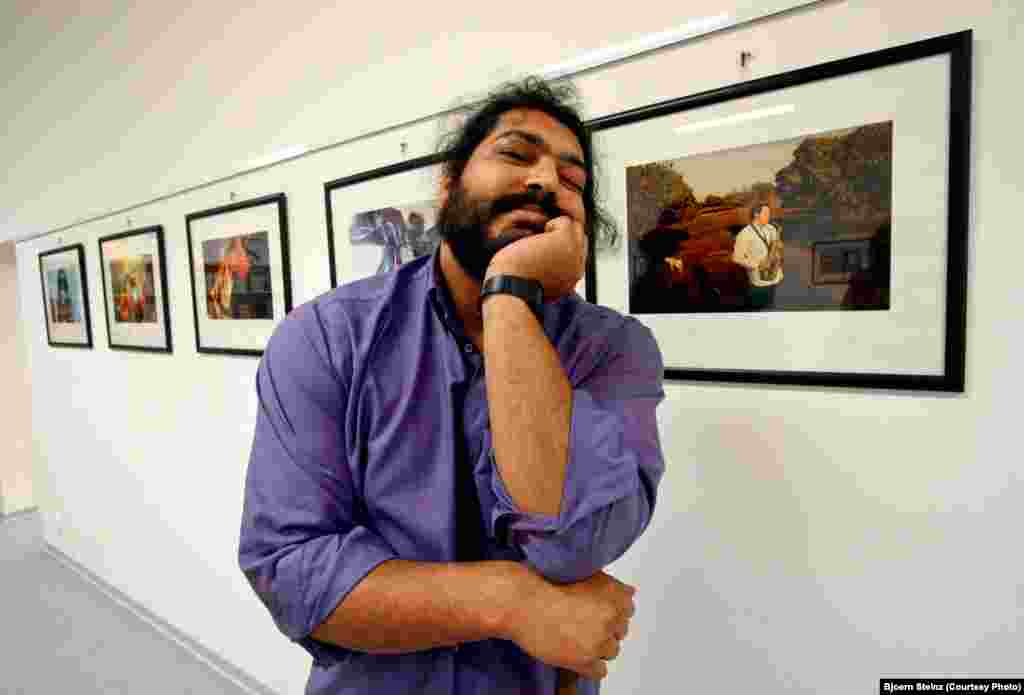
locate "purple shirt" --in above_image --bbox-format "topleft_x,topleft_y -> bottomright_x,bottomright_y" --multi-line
238,251 -> 665,695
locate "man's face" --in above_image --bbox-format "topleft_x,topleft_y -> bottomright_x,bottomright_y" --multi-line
438,109 -> 588,281
757,206 -> 771,225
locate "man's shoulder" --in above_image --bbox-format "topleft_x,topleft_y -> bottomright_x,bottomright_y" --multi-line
551,295 -> 664,385
554,294 -> 659,353
267,260 -> 431,367
319,256 -> 430,315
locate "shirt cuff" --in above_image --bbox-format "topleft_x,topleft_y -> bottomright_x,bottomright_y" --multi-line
488,388 -> 640,544
289,529 -> 399,668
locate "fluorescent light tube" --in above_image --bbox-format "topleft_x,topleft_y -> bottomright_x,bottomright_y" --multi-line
537,13 -> 733,81
673,103 -> 796,134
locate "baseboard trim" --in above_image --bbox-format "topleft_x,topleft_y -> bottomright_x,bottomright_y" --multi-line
43,542 -> 281,695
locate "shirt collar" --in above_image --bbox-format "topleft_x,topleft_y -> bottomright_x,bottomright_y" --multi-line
425,246 -> 471,344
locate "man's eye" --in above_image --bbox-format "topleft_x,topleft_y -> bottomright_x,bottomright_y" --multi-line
500,150 -> 528,161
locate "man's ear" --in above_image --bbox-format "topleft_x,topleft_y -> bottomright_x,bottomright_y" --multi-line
438,175 -> 451,208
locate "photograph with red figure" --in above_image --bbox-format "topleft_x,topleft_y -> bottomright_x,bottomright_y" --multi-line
109,256 -> 157,323
202,231 -> 274,320
627,121 -> 893,314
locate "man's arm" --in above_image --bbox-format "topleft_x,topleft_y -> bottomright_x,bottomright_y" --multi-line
482,294 -> 571,517
239,300 -> 632,679
310,559 -> 522,654
483,300 -> 667,585
475,215 -> 665,585
311,557 -> 632,681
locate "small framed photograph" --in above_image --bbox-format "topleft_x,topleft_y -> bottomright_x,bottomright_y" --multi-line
97,226 -> 173,352
325,154 -> 444,288
39,244 -> 93,348
185,193 -> 292,356
585,31 -> 971,391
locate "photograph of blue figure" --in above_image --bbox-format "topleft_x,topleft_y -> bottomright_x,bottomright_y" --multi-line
349,207 -> 407,275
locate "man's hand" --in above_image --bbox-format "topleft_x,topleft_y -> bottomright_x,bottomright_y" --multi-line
485,215 -> 588,302
503,569 -> 636,681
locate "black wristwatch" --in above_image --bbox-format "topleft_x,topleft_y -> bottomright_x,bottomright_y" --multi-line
479,274 -> 544,319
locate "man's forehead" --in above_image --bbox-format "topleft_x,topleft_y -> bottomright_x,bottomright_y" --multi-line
488,109 -> 585,161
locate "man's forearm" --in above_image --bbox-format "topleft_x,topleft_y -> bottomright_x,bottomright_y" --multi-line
310,559 -> 528,654
482,294 -> 572,518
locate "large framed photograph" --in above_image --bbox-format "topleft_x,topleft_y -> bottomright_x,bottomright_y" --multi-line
185,193 -> 292,356
325,153 -> 444,288
39,244 -> 93,348
98,226 -> 173,352
585,31 -> 971,391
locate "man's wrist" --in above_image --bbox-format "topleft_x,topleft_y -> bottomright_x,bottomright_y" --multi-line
479,274 -> 544,320
481,292 -> 534,318
485,561 -> 541,642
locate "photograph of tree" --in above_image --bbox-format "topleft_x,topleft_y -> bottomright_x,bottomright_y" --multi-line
627,121 -> 893,314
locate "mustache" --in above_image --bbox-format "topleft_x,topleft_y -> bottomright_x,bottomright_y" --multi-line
487,189 -> 564,222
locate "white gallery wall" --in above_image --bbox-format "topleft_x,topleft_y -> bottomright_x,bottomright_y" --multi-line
0,0 -> 815,244
12,1 -> 1024,694
0,242 -> 35,515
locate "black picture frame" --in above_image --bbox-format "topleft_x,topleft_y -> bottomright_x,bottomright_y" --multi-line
97,225 -> 173,353
38,243 -> 93,349
584,30 -> 972,392
325,152 -> 444,289
185,193 -> 292,357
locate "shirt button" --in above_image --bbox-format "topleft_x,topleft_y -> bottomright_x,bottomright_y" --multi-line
464,343 -> 474,354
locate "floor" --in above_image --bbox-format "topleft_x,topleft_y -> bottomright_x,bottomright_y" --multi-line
0,510 -> 257,695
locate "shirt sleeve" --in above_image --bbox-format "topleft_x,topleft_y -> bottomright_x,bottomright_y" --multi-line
487,317 -> 666,584
238,302 -> 398,667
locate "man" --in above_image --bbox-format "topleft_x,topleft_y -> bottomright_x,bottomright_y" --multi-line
732,202 -> 784,309
238,77 -> 666,695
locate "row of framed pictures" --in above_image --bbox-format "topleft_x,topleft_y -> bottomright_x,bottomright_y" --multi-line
40,194 -> 292,356
39,30 -> 972,390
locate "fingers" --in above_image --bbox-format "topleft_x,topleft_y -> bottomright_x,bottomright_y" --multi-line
599,637 -> 621,661
579,658 -> 609,681
613,616 -> 630,641
547,215 -> 587,252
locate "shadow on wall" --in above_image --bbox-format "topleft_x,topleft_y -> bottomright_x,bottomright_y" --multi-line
1,240 -> 37,516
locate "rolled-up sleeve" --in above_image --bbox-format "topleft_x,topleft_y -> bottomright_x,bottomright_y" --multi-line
488,318 -> 666,584
238,303 -> 398,667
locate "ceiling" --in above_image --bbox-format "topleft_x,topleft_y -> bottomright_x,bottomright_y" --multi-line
0,1 -> 814,245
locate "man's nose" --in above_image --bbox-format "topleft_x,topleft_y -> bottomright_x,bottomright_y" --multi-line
524,156 -> 559,192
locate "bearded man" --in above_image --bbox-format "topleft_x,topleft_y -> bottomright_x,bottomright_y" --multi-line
239,77 -> 666,695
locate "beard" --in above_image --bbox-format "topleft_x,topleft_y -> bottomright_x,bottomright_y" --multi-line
437,180 -> 564,282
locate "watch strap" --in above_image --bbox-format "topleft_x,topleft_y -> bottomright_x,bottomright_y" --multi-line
479,274 -> 544,319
